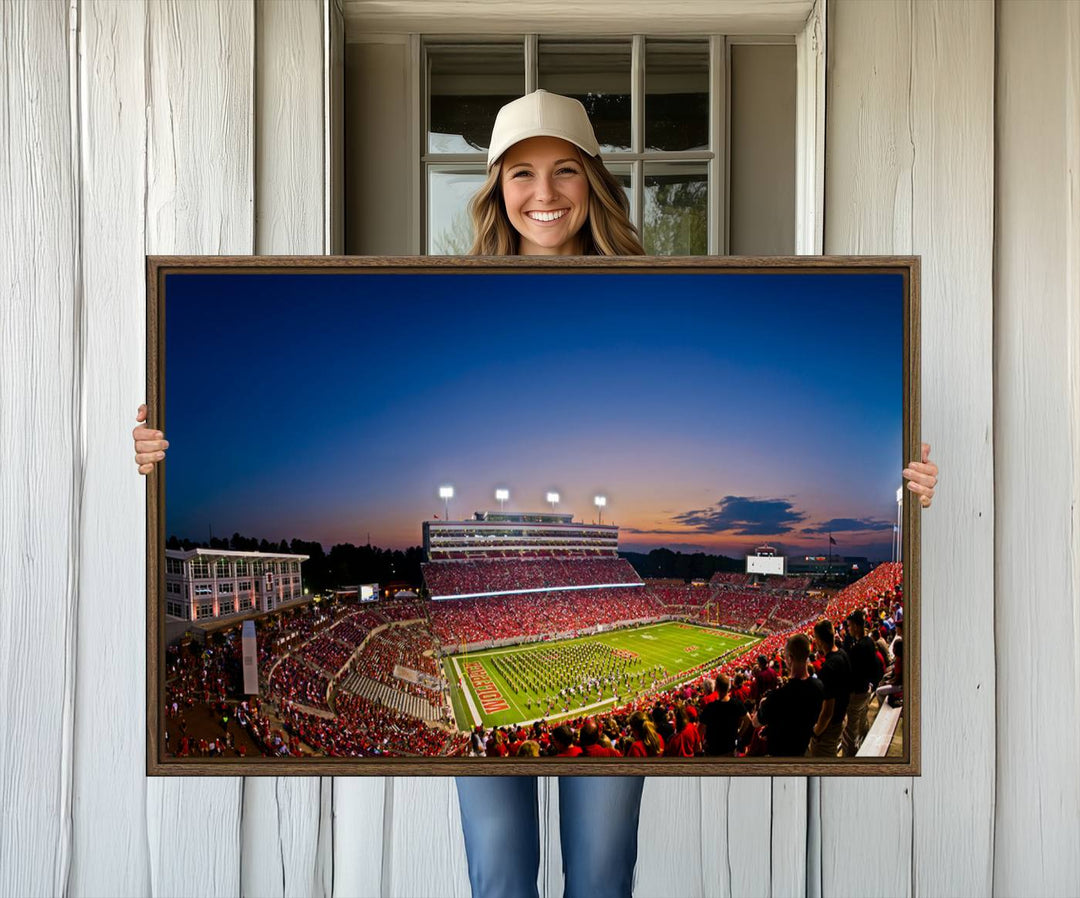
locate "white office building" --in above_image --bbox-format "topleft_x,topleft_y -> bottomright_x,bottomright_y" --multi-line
164,548 -> 310,623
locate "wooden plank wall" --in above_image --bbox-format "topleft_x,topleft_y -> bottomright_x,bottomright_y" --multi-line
994,1 -> 1080,894
823,3 -> 996,897
1,1 -> 1077,897
0,2 -> 78,896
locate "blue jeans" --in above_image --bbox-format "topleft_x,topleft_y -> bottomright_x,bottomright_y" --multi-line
455,776 -> 646,898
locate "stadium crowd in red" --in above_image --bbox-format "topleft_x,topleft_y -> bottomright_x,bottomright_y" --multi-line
462,563 -> 905,761
282,692 -> 468,757
344,624 -> 444,706
422,556 -> 642,597
428,587 -> 666,644
164,555 -> 903,761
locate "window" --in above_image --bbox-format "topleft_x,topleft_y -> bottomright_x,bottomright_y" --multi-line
190,557 -> 210,578
166,602 -> 185,618
196,602 -> 215,621
166,557 -> 183,576
235,559 -> 249,576
238,581 -> 252,592
424,37 -> 711,256
421,35 -> 795,257
194,584 -> 212,596
214,558 -> 232,578
218,582 -> 234,595
219,599 -> 235,615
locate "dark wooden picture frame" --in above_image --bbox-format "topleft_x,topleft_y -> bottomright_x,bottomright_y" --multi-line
146,255 -> 920,776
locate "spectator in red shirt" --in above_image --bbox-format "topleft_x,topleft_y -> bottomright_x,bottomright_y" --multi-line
752,655 -> 779,701
651,703 -> 675,746
552,725 -> 583,758
508,727 -> 527,757
626,711 -> 663,757
731,673 -> 752,706
486,730 -> 509,758
580,719 -> 621,757
663,705 -> 703,757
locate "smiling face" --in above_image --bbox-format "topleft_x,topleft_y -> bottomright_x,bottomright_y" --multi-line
499,136 -> 591,255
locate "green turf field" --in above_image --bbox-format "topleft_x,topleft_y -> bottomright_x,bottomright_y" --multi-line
442,621 -> 759,730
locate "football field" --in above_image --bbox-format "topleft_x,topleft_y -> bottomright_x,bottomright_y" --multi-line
443,621 -> 759,730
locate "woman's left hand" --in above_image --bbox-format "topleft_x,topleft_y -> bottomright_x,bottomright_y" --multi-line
903,442 -> 938,508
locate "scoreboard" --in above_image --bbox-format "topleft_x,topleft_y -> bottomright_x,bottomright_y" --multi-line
746,554 -> 787,576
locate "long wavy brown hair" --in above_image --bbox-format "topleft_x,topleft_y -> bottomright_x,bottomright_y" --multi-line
468,149 -> 645,256
628,710 -> 662,756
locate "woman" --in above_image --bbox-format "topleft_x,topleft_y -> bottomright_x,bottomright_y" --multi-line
875,636 -> 904,707
133,89 -> 940,898
452,90 -> 647,898
625,710 -> 663,757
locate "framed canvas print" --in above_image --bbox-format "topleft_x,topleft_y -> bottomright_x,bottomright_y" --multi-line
146,255 -> 920,776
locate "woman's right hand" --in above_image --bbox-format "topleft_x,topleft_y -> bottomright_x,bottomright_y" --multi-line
133,403 -> 169,474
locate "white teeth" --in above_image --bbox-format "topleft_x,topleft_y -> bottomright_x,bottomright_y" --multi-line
527,209 -> 567,222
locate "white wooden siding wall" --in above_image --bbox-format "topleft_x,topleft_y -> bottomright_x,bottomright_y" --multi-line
2,1 -> 1079,897
72,2 -> 150,894
0,2 -> 78,896
994,1 -> 1080,894
824,2 -> 996,896
246,4 -> 332,898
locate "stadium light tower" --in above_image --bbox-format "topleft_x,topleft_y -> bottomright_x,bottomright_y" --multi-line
439,485 -> 454,521
594,494 -> 607,524
495,488 -> 509,511
546,491 -> 560,512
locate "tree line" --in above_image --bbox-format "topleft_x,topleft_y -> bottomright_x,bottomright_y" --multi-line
163,535 -> 745,593
620,548 -> 743,581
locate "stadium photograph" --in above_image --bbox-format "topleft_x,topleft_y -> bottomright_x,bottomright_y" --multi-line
152,260 -> 912,772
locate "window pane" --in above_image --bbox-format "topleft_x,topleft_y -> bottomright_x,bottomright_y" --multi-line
643,163 -> 708,255
538,41 -> 632,153
428,44 -> 524,154
645,40 -> 709,152
428,167 -> 487,254
604,162 -> 634,222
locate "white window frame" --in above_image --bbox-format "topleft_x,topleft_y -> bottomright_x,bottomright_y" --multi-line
412,3 -> 825,257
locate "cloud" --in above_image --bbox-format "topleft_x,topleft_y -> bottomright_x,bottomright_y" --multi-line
670,495 -> 808,536
800,517 -> 894,535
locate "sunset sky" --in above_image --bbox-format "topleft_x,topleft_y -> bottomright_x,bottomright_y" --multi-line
166,269 -> 904,560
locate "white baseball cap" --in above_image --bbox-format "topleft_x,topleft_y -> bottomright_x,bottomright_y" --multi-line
486,90 -> 601,169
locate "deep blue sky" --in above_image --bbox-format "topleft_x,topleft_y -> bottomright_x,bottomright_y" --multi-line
165,270 -> 903,559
